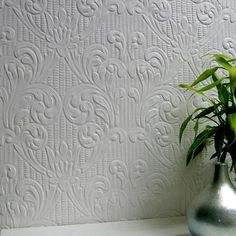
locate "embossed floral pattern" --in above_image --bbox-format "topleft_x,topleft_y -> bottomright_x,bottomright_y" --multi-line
0,0 -> 236,229
46,141 -> 81,192
45,8 -> 79,57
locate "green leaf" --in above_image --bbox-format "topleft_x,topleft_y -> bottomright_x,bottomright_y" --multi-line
191,67 -> 218,86
187,141 -> 206,165
227,113 -> 236,139
211,108 -> 226,118
214,54 -> 232,60
179,108 -> 203,143
214,125 -> 225,161
199,77 -> 226,92
229,67 -> 236,92
179,84 -> 204,95
210,152 -> 218,160
220,149 -> 227,163
192,142 -> 206,160
179,114 -> 193,144
214,55 -> 233,71
193,118 -> 199,138
186,127 -> 217,165
194,105 -> 220,120
219,85 -> 229,106
228,58 -> 236,63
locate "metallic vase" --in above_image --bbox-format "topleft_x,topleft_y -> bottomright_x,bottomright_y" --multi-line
187,162 -> 236,236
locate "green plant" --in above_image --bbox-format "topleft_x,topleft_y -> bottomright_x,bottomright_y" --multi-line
179,54 -> 236,171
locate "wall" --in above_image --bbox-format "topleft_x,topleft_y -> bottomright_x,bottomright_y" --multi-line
0,0 -> 235,229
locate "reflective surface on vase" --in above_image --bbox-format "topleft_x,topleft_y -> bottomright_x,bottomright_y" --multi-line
187,162 -> 236,236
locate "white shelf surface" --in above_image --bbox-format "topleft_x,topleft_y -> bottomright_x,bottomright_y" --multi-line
1,216 -> 190,236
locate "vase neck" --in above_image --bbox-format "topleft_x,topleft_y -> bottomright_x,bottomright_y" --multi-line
212,162 -> 230,185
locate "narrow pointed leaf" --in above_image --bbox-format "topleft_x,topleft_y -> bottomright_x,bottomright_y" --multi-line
220,149 -> 227,163
179,108 -> 203,143
194,105 -> 220,119
219,85 -> 229,106
199,77 -> 225,92
187,142 -> 205,165
214,55 -> 233,71
214,54 -> 232,60
186,127 -> 217,165
193,119 -> 199,138
227,113 -> 236,138
214,125 -> 225,160
179,84 -> 204,95
228,58 -> 236,63
229,68 -> 236,92
191,67 -> 218,86
179,114 -> 193,143
210,152 -> 218,160
192,142 -> 206,160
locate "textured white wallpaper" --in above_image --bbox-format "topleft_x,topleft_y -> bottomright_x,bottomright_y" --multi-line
0,0 -> 236,229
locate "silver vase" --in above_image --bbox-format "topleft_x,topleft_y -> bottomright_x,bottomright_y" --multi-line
187,162 -> 236,236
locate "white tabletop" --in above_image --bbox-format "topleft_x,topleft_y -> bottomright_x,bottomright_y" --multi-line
1,216 -> 190,236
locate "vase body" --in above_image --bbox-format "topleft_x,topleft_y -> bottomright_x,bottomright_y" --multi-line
187,162 -> 236,236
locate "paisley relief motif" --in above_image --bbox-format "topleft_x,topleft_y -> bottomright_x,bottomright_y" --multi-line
125,0 -> 145,15
107,31 -> 126,60
82,44 -> 108,85
63,84 -> 115,170
77,0 -> 103,17
196,2 -> 219,25
63,84 -> 115,128
0,164 -> 16,196
109,160 -> 128,190
148,0 -> 172,22
107,0 -> 126,15
223,37 -> 236,57
24,0 -> 47,15
128,32 -> 145,60
144,47 -> 168,79
130,159 -> 148,188
0,26 -> 15,44
13,42 -> 43,82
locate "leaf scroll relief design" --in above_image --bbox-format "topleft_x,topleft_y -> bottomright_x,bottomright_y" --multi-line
107,159 -> 189,217
122,1 -> 236,75
4,1 -> 136,84
63,31 -> 186,166
0,165 -> 60,228
63,83 -> 116,171
0,43 -> 62,174
58,34 -> 189,220
1,0 -> 233,227
0,26 -> 15,45
75,159 -> 149,221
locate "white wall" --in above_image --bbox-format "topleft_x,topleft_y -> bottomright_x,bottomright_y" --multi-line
0,0 -> 235,229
